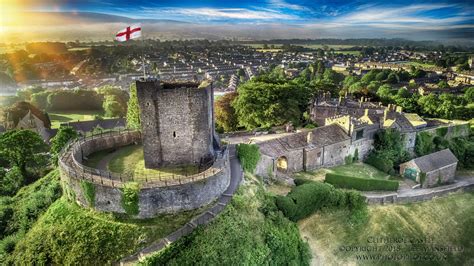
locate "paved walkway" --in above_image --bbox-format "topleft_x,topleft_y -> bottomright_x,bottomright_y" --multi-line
120,145 -> 243,265
364,176 -> 474,204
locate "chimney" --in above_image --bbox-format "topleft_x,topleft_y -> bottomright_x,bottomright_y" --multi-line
383,108 -> 388,125
307,132 -> 313,144
396,106 -> 403,113
364,108 -> 369,117
338,96 -> 342,105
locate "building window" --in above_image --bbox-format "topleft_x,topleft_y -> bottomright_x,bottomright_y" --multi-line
173,131 -> 177,138
276,156 -> 288,173
356,130 -> 364,140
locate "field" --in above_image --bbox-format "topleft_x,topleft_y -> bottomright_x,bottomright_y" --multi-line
49,110 -> 104,128
293,163 -> 390,181
299,192 -> 474,265
85,144 -> 199,181
406,61 -> 437,69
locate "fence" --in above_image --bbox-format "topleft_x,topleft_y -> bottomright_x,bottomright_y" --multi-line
59,129 -> 227,188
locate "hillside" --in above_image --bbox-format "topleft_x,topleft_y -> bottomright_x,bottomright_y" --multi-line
299,192 -> 474,265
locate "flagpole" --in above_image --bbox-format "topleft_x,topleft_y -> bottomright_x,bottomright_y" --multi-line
141,24 -> 146,80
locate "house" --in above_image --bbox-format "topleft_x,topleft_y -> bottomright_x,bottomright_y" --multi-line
253,123 -> 376,178
4,102 -> 51,133
399,149 -> 458,188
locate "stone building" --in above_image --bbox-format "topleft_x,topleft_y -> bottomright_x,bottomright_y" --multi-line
136,79 -> 216,168
254,123 -> 376,177
399,149 -> 458,188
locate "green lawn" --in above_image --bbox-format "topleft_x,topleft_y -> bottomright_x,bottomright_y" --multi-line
299,192 -> 474,265
294,163 -> 390,181
406,61 -> 436,69
328,163 -> 390,180
107,145 -> 199,181
49,110 -> 104,128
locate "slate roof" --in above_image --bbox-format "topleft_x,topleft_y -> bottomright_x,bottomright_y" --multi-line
411,149 -> 458,173
258,124 -> 350,157
61,118 -> 126,133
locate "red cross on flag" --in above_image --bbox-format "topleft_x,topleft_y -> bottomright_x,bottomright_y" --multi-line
115,24 -> 142,42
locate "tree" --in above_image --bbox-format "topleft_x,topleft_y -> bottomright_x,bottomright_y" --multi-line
377,84 -> 393,101
215,92 -> 238,132
103,95 -> 126,117
50,126 -> 79,164
437,80 -> 449,89
126,84 -> 141,130
232,81 -> 304,130
0,166 -> 24,196
0,130 -> 47,177
386,73 -> 399,84
465,87 -> 474,103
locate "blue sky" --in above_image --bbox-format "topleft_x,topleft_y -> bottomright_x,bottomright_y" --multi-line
5,0 -> 474,41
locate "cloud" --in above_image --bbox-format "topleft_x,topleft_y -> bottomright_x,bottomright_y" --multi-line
153,7 -> 297,20
267,0 -> 309,11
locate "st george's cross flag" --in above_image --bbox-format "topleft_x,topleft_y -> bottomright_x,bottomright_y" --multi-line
115,24 -> 142,42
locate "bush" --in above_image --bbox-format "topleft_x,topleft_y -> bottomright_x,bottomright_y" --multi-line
275,181 -> 359,221
9,198 -> 149,265
325,173 -> 399,191
344,154 -> 353,165
80,181 -> 95,207
293,178 -> 315,186
121,182 -> 139,215
236,144 -> 261,173
365,153 -> 394,173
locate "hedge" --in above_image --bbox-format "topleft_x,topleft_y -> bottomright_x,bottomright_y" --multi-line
236,144 -> 261,173
275,181 -> 365,222
325,173 -> 399,191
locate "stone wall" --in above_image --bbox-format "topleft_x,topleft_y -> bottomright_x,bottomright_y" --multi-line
136,80 -> 214,168
60,131 -> 231,219
425,164 -> 457,188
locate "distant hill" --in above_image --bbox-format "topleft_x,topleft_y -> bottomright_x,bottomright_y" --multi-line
12,12 -> 188,26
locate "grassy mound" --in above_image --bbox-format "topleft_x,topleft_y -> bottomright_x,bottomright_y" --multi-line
299,192 -> 474,265
9,197 -> 202,265
139,174 -> 311,265
0,170 -> 62,263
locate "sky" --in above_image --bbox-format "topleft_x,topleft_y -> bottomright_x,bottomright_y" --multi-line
1,0 -> 473,42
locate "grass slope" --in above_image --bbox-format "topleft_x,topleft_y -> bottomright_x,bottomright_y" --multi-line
299,192 -> 474,265
9,197 -> 202,265
140,174 -> 311,265
0,170 -> 62,264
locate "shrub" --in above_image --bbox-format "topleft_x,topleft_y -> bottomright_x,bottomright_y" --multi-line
344,154 -> 353,165
121,182 -> 139,215
436,127 -> 448,137
236,144 -> 261,173
419,172 -> 426,186
345,190 -> 367,210
293,178 -> 315,186
365,153 -> 394,173
80,181 -> 95,207
325,173 -> 399,191
275,181 -> 353,221
353,148 -> 359,162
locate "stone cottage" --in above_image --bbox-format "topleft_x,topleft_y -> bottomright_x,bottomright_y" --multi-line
399,149 -> 458,188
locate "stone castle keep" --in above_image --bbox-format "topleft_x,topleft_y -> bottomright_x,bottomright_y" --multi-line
136,80 -> 216,168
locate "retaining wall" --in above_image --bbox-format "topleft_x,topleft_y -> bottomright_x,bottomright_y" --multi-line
59,131 -> 231,218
